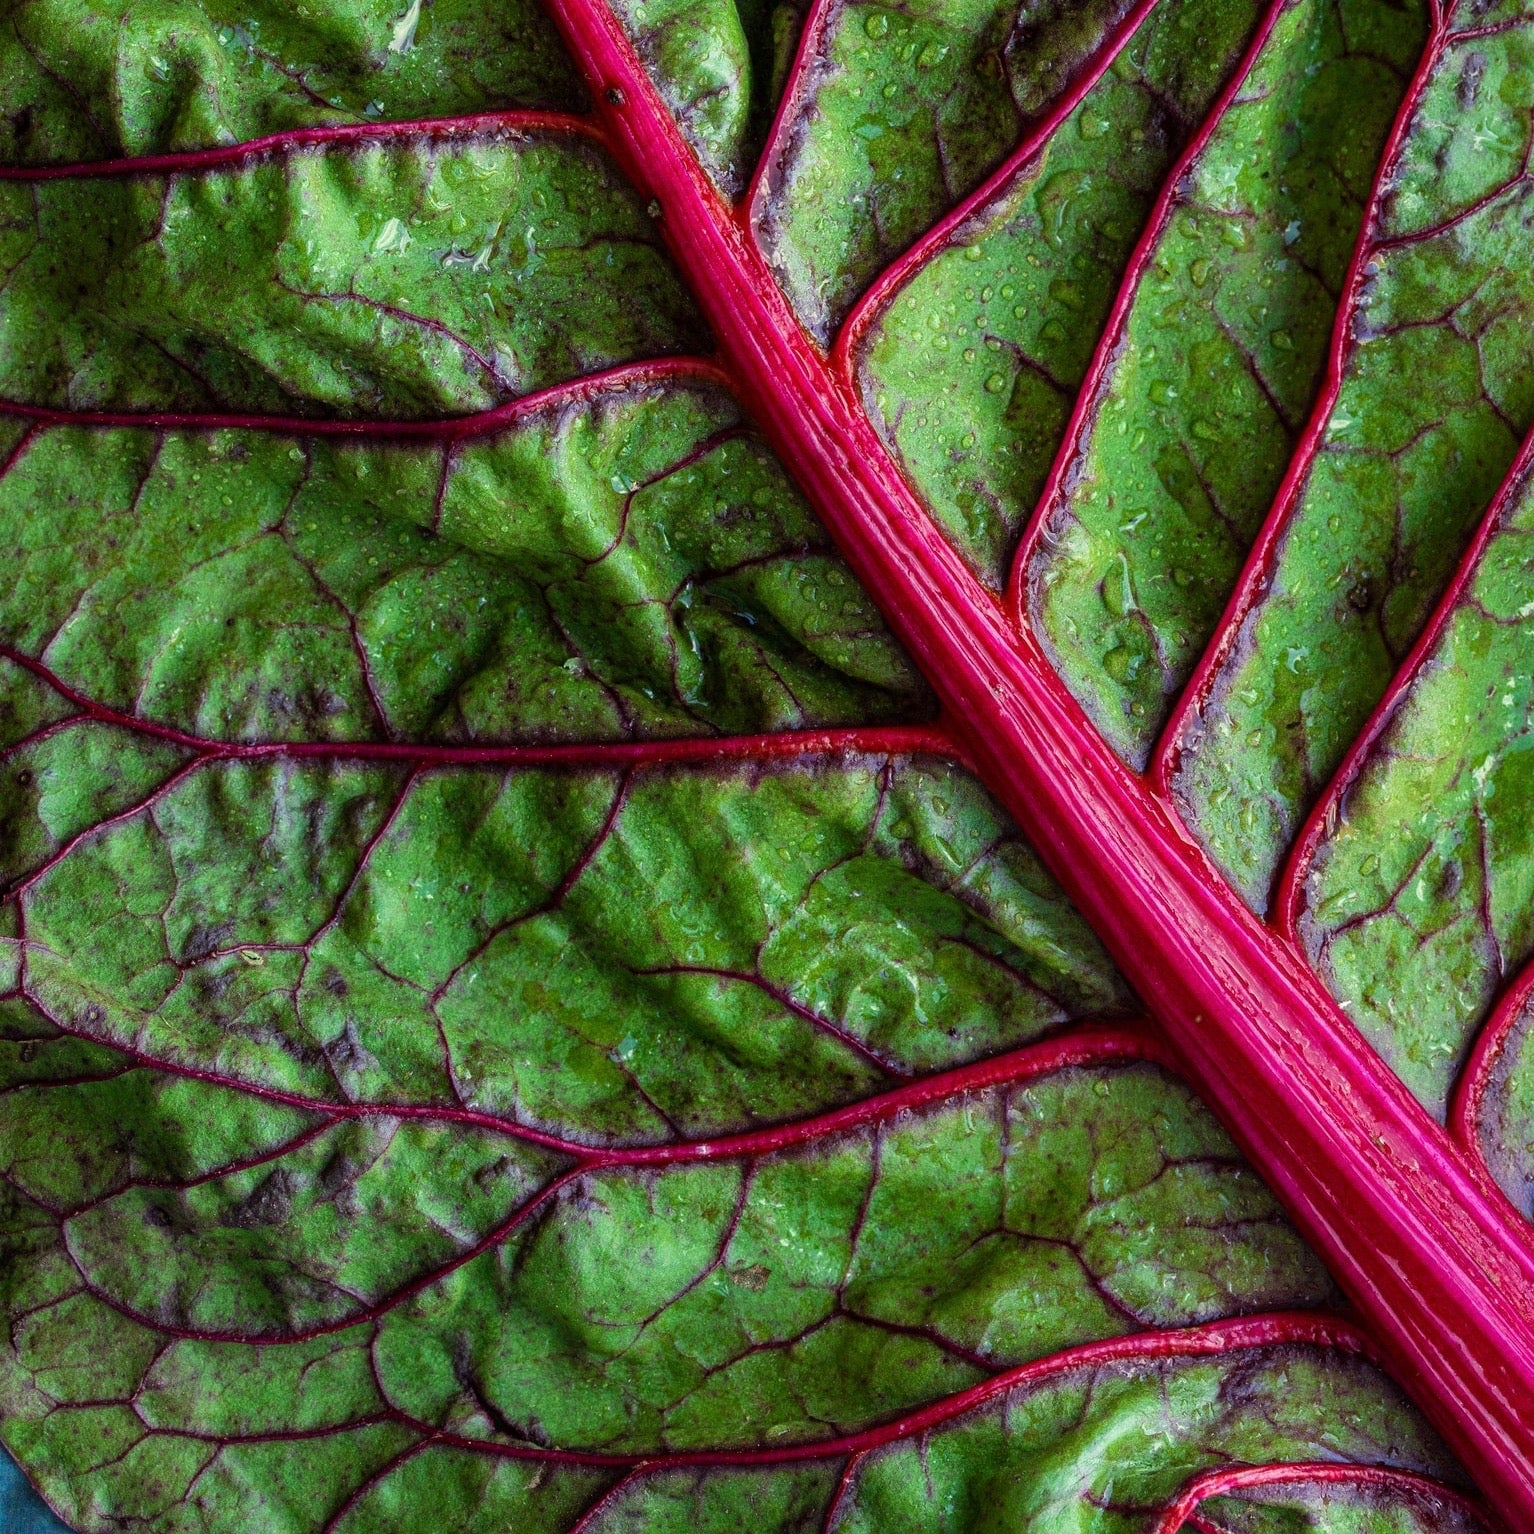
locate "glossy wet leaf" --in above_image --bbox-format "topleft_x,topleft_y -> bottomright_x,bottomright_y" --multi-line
858,0 -> 1269,582
0,0 -> 584,164
1,0 -> 1532,1522
0,385 -> 926,744
754,0 -> 1151,341
1025,0 -> 1426,760
1189,1481 -> 1487,1534
1298,456 -> 1534,1117
16,757 -> 1124,1119
1170,7 -> 1534,906
0,136 -> 703,415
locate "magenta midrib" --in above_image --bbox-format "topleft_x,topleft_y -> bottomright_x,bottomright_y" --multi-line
983,0 -> 1534,1219
528,0 -> 1534,1520
1267,412 -> 1534,1193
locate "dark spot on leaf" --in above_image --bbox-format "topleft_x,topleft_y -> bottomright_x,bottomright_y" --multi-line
225,1169 -> 296,1228
326,1019 -> 379,1076
183,922 -> 235,963
1458,52 -> 1487,109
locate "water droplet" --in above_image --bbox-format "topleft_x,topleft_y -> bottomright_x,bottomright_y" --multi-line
984,371 -> 1008,394
1103,644 -> 1140,682
1100,552 -> 1138,617
1048,277 -> 1083,309
864,10 -> 889,37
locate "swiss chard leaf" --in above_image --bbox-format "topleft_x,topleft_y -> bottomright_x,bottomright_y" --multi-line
2,0 -> 1534,1524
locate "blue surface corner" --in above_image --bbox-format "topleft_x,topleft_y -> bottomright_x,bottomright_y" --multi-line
0,1447 -> 71,1532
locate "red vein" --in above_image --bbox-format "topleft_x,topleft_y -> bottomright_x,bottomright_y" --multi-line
1147,0 -> 1453,800
410,1314 -> 1375,1466
0,645 -> 961,769
478,1026 -> 1174,1163
0,111 -> 603,181
1451,960 -> 1534,1171
4,0 -> 1533,1516
1005,0 -> 1291,612
318,1438 -> 439,1534
38,1025 -> 1161,1200
744,0 -> 843,215
64,1167 -> 586,1345
3,757 -> 206,901
821,1453 -> 863,1534
565,1470 -> 644,1534
1148,1461 -> 1493,1534
633,963 -> 916,1077
829,0 -> 1167,379
534,0 -> 1534,1519
0,356 -> 728,443
55,1027 -> 1169,1343
1272,421 -> 1534,942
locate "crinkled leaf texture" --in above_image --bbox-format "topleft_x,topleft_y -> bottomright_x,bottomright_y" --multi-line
2,0 -> 1534,1526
